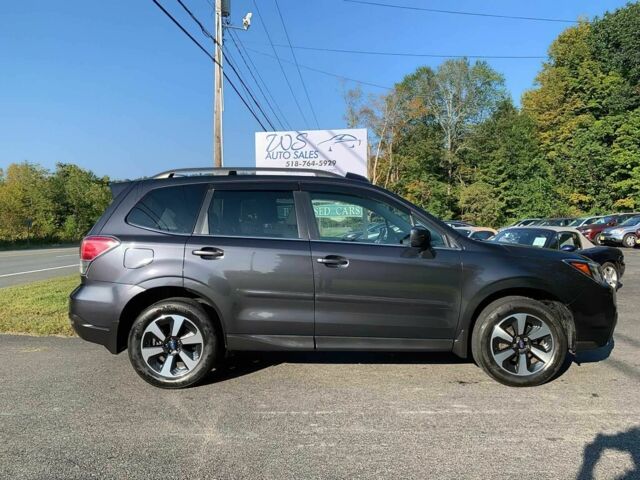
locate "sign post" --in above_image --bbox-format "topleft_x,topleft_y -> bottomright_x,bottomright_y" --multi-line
255,128 -> 368,178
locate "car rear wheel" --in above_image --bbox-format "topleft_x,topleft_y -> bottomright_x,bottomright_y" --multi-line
594,234 -> 604,246
623,233 -> 637,248
601,262 -> 619,289
128,298 -> 219,388
471,296 -> 567,387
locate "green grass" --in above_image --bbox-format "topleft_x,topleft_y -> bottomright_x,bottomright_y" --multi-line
0,274 -> 79,336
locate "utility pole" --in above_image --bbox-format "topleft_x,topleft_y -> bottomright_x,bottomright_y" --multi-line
213,0 -> 251,168
213,0 -> 225,167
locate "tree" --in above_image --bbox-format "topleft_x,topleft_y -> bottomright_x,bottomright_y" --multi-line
0,163 -> 56,241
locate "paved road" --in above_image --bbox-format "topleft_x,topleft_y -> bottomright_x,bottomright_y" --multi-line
1,251 -> 639,479
0,247 -> 79,288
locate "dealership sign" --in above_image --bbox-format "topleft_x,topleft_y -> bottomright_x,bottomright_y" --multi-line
255,128 -> 368,178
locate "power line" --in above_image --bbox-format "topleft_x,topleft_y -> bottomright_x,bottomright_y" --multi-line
251,42 -> 545,59
273,0 -> 320,129
252,0 -> 311,127
150,0 -> 268,130
222,45 -> 277,130
227,28 -> 291,130
344,0 -> 578,24
246,48 -> 392,90
174,0 -> 277,130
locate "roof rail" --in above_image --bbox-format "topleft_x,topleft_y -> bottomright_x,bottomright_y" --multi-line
152,167 -> 345,179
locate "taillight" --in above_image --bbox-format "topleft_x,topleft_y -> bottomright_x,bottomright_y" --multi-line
80,236 -> 120,275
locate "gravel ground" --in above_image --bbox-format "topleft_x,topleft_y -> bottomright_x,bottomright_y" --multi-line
1,250 -> 639,479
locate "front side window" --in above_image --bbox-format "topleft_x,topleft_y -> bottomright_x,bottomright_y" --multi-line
127,184 -> 207,233
558,232 -> 580,250
208,190 -> 298,239
309,192 -> 445,247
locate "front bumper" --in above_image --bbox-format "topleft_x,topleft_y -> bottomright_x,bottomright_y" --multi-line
69,280 -> 144,353
568,282 -> 617,351
599,232 -> 624,245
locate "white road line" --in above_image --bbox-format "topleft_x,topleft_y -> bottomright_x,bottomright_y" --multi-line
0,264 -> 79,278
55,254 -> 78,258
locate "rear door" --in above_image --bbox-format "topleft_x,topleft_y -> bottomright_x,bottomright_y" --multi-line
301,183 -> 462,348
183,182 -> 315,350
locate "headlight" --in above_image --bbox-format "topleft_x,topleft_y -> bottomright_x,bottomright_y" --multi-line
563,259 -> 606,285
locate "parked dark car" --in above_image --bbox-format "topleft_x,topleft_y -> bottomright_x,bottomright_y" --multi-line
577,213 -> 637,245
491,226 -> 624,289
538,218 -> 575,227
512,218 -> 542,227
70,168 -> 617,389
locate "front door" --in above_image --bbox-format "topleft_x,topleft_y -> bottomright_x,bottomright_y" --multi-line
302,185 -> 462,349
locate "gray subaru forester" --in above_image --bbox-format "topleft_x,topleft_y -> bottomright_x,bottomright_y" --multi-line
70,168 -> 617,388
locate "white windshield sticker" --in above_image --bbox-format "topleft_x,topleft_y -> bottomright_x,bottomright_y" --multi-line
532,236 -> 547,247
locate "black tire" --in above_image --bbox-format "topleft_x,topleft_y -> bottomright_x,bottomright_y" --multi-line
471,296 -> 568,387
594,234 -> 604,246
622,233 -> 637,248
128,298 -> 219,389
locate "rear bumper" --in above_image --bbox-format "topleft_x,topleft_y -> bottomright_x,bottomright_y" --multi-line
69,280 -> 144,354
568,282 -> 617,351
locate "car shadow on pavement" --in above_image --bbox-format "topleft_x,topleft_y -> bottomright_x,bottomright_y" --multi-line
201,351 -> 470,385
576,426 -> 640,480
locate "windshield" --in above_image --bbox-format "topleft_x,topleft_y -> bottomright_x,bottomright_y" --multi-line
492,229 -> 555,248
569,217 -> 586,226
592,216 -> 611,225
619,215 -> 640,226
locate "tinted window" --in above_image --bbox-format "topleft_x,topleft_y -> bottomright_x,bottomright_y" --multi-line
620,215 -> 640,226
127,184 -> 207,233
558,232 -> 580,250
310,192 -> 445,247
492,229 -> 555,248
472,230 -> 494,241
208,190 -> 298,239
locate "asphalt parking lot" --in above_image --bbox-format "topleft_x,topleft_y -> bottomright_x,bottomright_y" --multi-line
1,250 -> 639,479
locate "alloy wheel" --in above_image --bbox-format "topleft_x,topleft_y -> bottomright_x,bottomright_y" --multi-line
140,314 -> 204,378
602,265 -> 618,289
624,235 -> 637,248
490,313 -> 555,377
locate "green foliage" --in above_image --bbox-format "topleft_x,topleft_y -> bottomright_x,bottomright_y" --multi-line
0,162 -> 111,244
343,3 -> 640,227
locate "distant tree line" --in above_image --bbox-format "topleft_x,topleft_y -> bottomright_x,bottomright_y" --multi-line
0,163 -> 111,244
344,3 -> 640,227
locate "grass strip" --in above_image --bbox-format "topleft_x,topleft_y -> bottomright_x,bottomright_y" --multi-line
0,274 -> 79,336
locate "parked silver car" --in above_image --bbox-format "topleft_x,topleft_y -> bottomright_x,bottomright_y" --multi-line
599,215 -> 640,247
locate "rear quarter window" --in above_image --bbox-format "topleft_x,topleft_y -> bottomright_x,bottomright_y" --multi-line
127,184 -> 207,234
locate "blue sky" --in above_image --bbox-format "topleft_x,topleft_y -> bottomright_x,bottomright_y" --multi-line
0,0 -> 629,180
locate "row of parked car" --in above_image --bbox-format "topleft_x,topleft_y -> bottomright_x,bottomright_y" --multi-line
511,214 -> 640,248
445,218 -> 631,289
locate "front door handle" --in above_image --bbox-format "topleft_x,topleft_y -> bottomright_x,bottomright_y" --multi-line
192,247 -> 224,259
317,255 -> 349,268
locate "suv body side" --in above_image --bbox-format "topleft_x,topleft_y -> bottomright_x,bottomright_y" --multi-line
70,175 -> 617,359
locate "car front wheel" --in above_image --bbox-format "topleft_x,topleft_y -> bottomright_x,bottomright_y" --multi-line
128,298 -> 219,388
601,262 -> 619,289
623,233 -> 637,248
472,296 -> 567,387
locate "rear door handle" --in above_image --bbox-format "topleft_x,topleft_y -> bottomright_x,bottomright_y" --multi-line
317,255 -> 349,268
192,247 -> 224,259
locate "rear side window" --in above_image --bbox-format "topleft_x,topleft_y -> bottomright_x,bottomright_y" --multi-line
127,184 -> 207,233
207,190 -> 298,239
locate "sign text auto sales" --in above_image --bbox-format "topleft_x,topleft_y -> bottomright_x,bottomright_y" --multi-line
262,133 -> 320,160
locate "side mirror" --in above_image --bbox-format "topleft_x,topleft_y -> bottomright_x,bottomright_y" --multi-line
410,227 -> 431,250
561,245 -> 577,252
